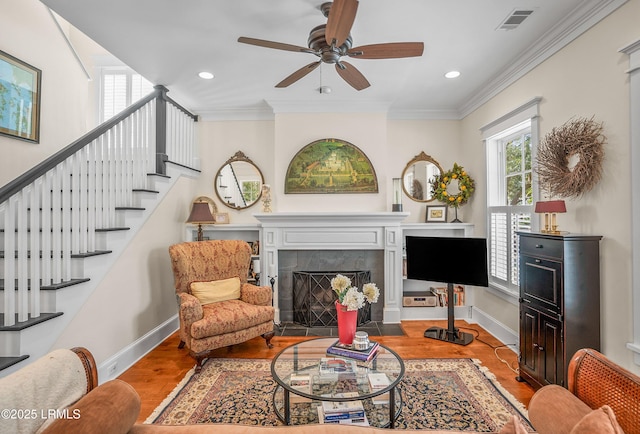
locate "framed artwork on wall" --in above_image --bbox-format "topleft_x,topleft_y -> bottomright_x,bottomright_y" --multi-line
426,205 -> 447,223
284,138 -> 378,194
0,50 -> 41,143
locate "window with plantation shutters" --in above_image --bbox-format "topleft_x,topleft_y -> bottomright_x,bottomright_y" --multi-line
482,98 -> 540,295
100,69 -> 153,122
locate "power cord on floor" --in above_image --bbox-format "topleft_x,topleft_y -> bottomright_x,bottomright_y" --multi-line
458,326 -> 520,375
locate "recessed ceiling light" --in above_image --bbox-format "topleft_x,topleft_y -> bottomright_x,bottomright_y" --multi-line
198,71 -> 214,80
445,71 -> 461,79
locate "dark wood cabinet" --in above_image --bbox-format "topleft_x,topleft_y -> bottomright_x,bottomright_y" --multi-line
517,232 -> 602,389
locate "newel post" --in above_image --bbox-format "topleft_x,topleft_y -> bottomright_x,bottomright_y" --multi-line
154,85 -> 169,175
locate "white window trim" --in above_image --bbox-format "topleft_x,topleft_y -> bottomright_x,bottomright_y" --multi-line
481,97 -> 542,301
620,39 -> 640,365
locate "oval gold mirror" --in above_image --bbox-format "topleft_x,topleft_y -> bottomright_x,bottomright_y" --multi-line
215,151 -> 264,210
401,151 -> 444,202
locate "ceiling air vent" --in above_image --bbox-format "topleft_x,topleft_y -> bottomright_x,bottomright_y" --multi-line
497,9 -> 534,31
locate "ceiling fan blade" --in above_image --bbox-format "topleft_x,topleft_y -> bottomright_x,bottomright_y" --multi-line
275,61 -> 321,88
238,36 -> 311,54
347,42 -> 425,59
335,61 -> 370,91
325,0 -> 359,47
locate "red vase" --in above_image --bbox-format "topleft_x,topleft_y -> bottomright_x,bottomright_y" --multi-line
335,300 -> 358,345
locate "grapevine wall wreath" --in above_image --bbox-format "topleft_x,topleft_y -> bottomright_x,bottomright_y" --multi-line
430,163 -> 475,208
536,117 -> 606,198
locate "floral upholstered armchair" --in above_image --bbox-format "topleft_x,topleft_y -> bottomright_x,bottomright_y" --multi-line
168,240 -> 275,371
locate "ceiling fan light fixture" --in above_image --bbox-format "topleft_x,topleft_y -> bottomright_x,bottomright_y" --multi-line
318,85 -> 332,94
445,70 -> 461,79
198,71 -> 214,80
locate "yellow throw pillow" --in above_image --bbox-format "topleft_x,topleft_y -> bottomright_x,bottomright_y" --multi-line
190,277 -> 241,305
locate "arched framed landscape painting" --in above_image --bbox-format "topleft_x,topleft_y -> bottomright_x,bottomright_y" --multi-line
285,138 -> 378,194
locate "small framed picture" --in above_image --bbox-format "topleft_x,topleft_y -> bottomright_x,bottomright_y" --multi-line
426,205 -> 447,223
214,213 -> 230,224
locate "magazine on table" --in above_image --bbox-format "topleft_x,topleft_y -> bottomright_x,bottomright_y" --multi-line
317,406 -> 369,426
319,357 -> 358,376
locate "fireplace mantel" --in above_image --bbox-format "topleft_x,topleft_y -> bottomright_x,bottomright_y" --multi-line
254,212 -> 411,227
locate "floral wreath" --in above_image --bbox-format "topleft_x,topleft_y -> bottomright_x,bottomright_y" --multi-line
430,163 -> 475,208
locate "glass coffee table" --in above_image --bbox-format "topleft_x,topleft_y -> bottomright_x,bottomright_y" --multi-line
271,337 -> 405,428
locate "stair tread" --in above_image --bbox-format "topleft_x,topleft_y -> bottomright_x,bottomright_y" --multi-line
0,312 -> 63,331
0,250 -> 112,259
0,278 -> 90,290
148,172 -> 170,179
0,355 -> 29,371
0,227 -> 131,233
95,227 -> 130,232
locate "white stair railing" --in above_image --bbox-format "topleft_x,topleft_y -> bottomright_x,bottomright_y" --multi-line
1,86 -> 198,327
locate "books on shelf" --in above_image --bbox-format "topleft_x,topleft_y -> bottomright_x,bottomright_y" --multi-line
318,357 -> 358,376
326,340 -> 379,362
430,285 -> 465,307
368,372 -> 391,405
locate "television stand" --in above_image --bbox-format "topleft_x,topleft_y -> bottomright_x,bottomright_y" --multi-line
423,282 -> 473,345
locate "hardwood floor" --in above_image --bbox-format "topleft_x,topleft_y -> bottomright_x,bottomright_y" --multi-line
118,320 -> 536,423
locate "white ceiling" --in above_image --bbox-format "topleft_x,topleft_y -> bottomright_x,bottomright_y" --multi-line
41,0 -> 625,120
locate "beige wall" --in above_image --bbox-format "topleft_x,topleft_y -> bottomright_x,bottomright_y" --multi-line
0,0 -> 90,185
461,0 -> 639,373
198,115 -> 462,224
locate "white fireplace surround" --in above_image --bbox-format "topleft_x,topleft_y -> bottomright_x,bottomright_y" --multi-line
253,212 -> 474,324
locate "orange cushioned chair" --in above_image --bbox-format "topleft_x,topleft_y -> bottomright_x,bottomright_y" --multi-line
168,240 -> 275,372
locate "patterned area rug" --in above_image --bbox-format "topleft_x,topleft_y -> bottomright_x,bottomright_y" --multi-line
147,358 -> 533,431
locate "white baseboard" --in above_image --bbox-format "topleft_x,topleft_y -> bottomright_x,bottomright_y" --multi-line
98,314 -> 179,383
468,307 -> 519,354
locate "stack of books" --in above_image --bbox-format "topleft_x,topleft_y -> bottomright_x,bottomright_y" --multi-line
289,373 -> 311,404
317,392 -> 369,426
368,372 -> 391,405
326,340 -> 379,362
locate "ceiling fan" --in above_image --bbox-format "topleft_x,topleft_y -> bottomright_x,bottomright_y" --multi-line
237,0 -> 424,91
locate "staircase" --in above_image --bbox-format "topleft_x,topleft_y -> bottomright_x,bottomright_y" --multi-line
0,86 -> 199,377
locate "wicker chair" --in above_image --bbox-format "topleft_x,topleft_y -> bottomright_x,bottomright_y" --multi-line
529,348 -> 640,434
168,240 -> 275,372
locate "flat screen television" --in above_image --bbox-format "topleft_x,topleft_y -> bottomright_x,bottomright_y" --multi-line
405,235 -> 489,345
406,236 -> 489,287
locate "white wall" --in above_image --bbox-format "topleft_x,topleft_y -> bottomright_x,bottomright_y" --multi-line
0,0 -> 90,186
461,0 -> 639,373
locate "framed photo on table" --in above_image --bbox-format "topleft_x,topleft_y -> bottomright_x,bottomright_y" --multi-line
214,213 -> 230,224
0,50 -> 41,143
426,205 -> 447,223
